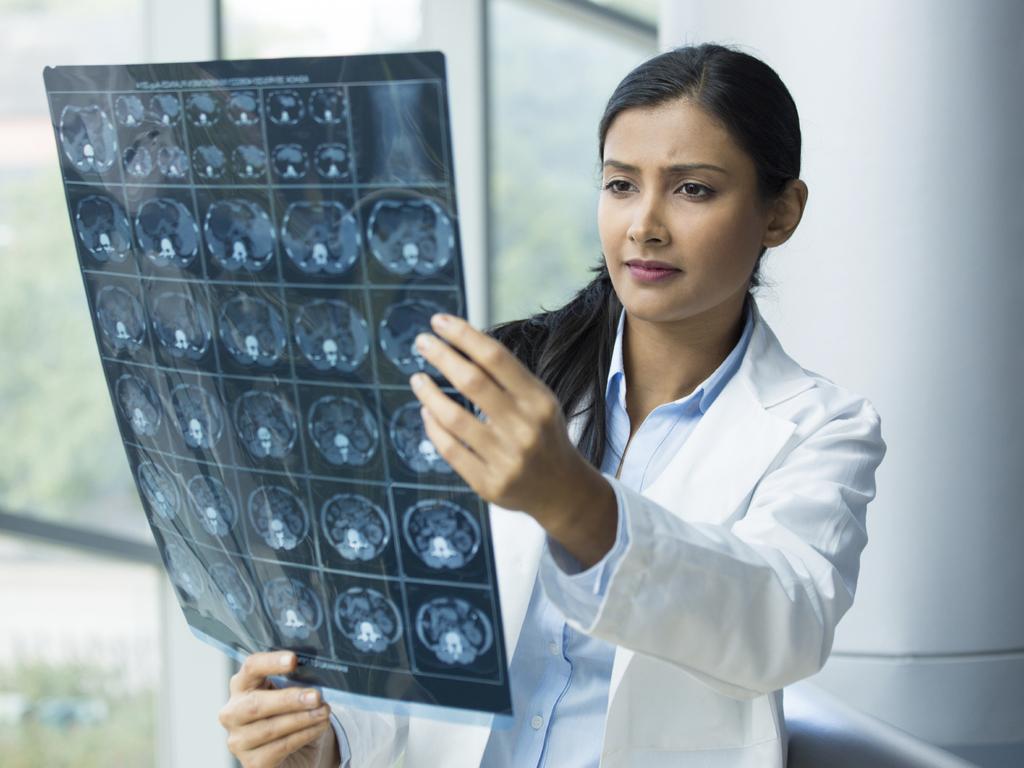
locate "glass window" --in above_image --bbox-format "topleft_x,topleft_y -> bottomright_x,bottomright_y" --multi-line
0,1 -> 150,539
0,533 -> 160,767
488,0 -> 655,323
221,0 -> 423,59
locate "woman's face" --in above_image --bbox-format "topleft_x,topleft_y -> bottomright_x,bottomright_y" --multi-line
598,97 -> 770,326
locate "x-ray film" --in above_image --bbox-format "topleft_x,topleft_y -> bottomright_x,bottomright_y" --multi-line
43,51 -> 512,725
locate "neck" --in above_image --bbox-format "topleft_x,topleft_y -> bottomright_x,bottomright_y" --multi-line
622,292 -> 748,424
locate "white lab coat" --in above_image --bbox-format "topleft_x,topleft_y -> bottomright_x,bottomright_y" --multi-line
330,296 -> 887,767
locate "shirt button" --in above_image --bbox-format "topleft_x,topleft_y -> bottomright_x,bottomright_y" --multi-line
530,714 -> 544,730
548,641 -> 560,656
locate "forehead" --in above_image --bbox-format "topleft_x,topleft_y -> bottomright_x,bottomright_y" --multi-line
602,98 -> 749,173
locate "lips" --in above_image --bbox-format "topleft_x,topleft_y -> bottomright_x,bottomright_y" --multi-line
625,259 -> 679,271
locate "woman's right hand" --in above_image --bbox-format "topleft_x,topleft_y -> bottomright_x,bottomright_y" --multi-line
219,650 -> 341,768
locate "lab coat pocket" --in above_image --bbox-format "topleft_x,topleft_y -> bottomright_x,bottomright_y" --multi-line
602,653 -> 778,752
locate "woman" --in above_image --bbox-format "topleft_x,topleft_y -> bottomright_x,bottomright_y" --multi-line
218,42 -> 887,768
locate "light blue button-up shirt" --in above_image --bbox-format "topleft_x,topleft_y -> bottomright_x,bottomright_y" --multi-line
333,295 -> 754,767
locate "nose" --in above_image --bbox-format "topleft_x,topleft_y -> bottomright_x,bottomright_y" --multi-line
627,192 -> 670,245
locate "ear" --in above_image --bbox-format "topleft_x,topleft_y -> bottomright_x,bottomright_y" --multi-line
761,178 -> 808,249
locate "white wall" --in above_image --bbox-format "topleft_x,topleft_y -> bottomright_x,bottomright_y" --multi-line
660,0 -> 1024,750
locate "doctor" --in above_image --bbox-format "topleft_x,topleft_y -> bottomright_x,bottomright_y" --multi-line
219,42 -> 886,768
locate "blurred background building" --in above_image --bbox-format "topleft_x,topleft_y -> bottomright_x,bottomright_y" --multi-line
0,1 -> 1019,766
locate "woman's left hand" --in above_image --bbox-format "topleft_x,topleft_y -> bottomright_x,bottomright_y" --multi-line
408,313 -> 606,540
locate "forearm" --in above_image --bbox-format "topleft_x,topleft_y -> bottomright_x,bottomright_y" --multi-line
537,459 -> 618,570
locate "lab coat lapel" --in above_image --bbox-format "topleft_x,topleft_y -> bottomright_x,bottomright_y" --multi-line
604,298 -> 814,705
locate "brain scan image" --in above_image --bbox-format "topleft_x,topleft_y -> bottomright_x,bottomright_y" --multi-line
379,299 -> 447,376
266,89 -> 305,125
334,587 -> 402,653
227,91 -> 260,126
248,485 -> 309,551
232,145 -> 266,180
193,144 -> 227,180
272,143 -> 308,180
314,143 -> 350,180
75,195 -> 132,263
262,576 -> 322,640
114,94 -> 145,127
59,104 -> 117,173
186,92 -> 221,127
218,295 -> 288,368
233,391 -> 298,459
367,198 -> 454,277
209,562 -> 255,619
403,500 -> 480,570
150,292 -> 211,360
123,144 -> 154,177
165,540 -> 206,601
321,493 -> 390,562
186,474 -> 238,536
96,285 -> 147,354
134,197 -> 200,268
170,383 -> 224,449
148,94 -> 182,126
157,145 -> 189,178
115,373 -> 162,437
309,88 -> 345,124
307,395 -> 379,467
389,402 -> 453,475
137,461 -> 180,520
415,596 -> 494,666
293,299 -> 370,373
281,201 -> 359,275
203,199 -> 275,273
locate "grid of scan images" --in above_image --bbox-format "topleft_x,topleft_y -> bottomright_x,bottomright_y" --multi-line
43,52 -> 511,718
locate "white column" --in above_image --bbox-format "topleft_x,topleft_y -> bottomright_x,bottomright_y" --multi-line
660,0 -> 1024,751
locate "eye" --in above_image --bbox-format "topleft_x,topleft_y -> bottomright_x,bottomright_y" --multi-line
677,182 -> 713,199
602,179 -> 634,194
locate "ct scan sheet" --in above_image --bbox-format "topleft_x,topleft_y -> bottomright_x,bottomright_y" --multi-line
43,51 -> 512,725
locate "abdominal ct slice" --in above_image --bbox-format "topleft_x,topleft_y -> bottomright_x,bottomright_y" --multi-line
415,596 -> 493,666
334,587 -> 402,653
209,562 -> 255,619
293,299 -> 370,373
95,285 -> 147,356
367,197 -> 454,277
281,201 -> 359,276
135,198 -> 200,268
59,104 -> 117,173
378,298 -> 447,376
248,485 -> 309,551
186,474 -> 238,537
389,401 -> 453,475
232,391 -> 298,459
307,395 -> 379,467
402,500 -> 481,570
321,493 -> 390,561
261,576 -> 323,640
203,199 -> 275,273
218,294 -> 288,368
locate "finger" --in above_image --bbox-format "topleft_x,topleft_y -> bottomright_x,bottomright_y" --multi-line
428,314 -> 537,398
420,405 -> 489,491
413,331 -> 508,416
230,651 -> 296,696
222,686 -> 323,729
230,703 -> 330,752
242,719 -> 331,768
410,373 -> 496,458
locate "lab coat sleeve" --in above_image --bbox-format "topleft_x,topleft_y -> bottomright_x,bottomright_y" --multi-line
540,478 -> 631,627
538,397 -> 886,700
326,706 -> 408,768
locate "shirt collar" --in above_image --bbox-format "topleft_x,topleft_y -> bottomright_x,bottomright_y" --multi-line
605,293 -> 755,415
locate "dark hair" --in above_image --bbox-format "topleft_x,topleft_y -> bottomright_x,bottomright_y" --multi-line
487,43 -> 802,468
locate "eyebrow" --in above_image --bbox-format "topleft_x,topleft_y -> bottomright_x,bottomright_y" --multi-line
602,159 -> 729,176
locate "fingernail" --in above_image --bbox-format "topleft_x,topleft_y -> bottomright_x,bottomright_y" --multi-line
279,652 -> 293,667
302,690 -> 319,705
431,313 -> 452,327
415,333 -> 433,350
410,373 -> 424,389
